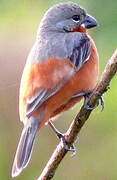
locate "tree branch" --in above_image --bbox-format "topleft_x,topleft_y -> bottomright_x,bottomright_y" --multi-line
37,49 -> 117,180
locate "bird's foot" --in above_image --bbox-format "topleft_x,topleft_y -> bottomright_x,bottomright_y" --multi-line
48,121 -> 76,155
72,90 -> 105,111
58,133 -> 76,156
83,92 -> 105,111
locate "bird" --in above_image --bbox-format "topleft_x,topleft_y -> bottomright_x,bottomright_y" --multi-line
12,2 -> 99,178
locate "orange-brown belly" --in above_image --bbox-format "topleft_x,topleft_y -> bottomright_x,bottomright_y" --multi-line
20,36 -> 99,128
43,45 -> 99,125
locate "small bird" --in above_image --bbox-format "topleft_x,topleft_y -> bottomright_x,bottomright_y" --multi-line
12,2 -> 99,177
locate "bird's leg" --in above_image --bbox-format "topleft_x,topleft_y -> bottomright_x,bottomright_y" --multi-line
48,120 -> 63,139
71,90 -> 93,98
72,89 -> 105,111
48,121 -> 76,155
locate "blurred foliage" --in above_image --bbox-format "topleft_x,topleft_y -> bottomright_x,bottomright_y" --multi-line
0,0 -> 117,180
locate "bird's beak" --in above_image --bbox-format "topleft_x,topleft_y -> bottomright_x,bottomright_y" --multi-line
82,14 -> 98,29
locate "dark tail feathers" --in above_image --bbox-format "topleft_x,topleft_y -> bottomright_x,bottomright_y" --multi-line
12,117 -> 39,178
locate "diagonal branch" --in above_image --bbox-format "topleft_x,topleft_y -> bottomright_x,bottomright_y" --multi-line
37,49 -> 117,180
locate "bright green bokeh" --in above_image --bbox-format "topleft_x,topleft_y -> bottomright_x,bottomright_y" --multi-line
0,0 -> 117,180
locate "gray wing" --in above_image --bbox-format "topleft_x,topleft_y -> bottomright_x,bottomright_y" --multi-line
26,33 -> 91,117
68,33 -> 91,70
26,81 -> 68,117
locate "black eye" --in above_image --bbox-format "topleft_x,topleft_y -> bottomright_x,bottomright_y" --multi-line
72,15 -> 80,22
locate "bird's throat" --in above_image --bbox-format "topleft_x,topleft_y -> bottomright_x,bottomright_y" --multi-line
72,26 -> 87,33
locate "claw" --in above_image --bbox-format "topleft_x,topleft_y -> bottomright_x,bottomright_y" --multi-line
72,90 -> 105,111
83,95 -> 99,110
60,134 -> 76,155
48,121 -> 77,155
99,96 -> 105,112
83,93 -> 105,111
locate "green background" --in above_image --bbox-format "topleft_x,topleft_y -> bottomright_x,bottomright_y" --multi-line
0,0 -> 117,179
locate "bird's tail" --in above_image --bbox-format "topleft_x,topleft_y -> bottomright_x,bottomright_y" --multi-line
12,117 -> 40,178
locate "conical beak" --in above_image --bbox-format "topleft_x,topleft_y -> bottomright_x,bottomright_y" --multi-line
82,14 -> 98,29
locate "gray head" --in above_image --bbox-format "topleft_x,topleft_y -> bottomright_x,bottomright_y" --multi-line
39,2 -> 98,33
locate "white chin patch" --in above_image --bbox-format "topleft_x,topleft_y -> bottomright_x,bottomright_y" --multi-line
80,23 -> 85,28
